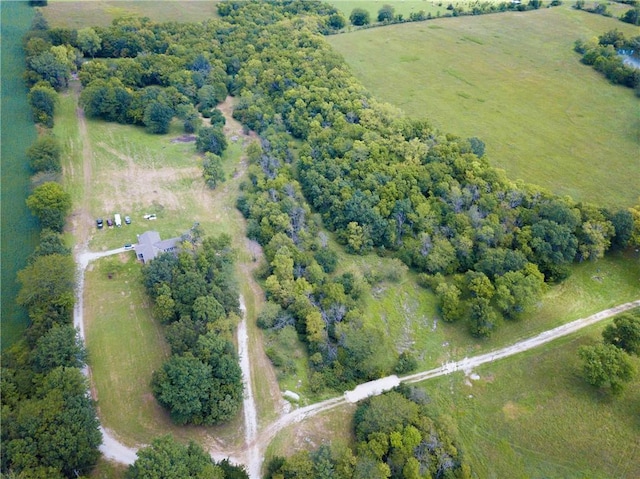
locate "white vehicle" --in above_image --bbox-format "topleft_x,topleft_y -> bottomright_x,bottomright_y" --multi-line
114,214 -> 122,227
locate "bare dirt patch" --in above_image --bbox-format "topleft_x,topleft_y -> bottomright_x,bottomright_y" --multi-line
170,134 -> 196,143
218,96 -> 258,142
502,401 -> 526,420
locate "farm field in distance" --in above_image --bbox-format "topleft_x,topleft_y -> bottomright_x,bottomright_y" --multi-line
43,0 -> 220,28
327,6 -> 640,208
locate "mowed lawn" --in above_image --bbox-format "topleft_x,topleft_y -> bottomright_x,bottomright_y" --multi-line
327,7 -> 640,208
418,325 -> 640,478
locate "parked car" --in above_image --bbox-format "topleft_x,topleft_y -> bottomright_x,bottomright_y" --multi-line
124,243 -> 133,250
124,215 -> 131,225
106,218 -> 113,227
143,213 -> 157,220
96,218 -> 103,229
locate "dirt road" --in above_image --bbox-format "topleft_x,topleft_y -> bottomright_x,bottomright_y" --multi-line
238,295 -> 261,478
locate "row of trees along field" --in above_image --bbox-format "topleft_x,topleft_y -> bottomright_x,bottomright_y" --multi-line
61,0 -> 640,394
267,386 -> 472,479
1,9 -> 102,479
142,234 -> 244,425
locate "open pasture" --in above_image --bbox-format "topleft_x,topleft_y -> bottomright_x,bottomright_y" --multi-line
44,0 -> 220,28
418,325 -> 640,478
328,7 -> 640,208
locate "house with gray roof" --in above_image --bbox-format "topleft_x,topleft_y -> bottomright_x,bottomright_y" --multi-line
134,231 -> 181,263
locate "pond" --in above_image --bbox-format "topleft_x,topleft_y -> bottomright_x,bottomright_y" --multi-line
1,2 -> 39,349
618,50 -> 640,69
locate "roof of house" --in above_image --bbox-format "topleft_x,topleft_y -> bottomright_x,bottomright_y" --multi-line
134,231 -> 180,263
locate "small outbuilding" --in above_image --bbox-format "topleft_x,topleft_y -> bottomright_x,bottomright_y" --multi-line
134,231 -> 181,263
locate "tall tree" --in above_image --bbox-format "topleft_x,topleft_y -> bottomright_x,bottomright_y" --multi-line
76,27 -> 101,58
127,435 -> 224,479
377,4 -> 395,22
196,126 -> 228,155
349,8 -> 371,26
602,312 -> 640,356
26,134 -> 62,172
579,343 -> 635,395
26,181 -> 71,232
28,82 -> 57,127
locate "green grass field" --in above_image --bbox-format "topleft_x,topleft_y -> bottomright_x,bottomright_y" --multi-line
43,0 -> 220,28
1,1 -> 39,350
327,6 -> 640,208
418,324 -> 640,478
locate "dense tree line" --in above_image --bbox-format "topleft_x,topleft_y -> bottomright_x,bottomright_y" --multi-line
574,29 -> 640,94
267,386 -> 472,479
2,234 -> 101,479
2,13 -> 101,477
142,234 -> 244,425
346,0 -> 552,28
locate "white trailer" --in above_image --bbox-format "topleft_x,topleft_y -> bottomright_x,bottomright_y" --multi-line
114,214 -> 122,227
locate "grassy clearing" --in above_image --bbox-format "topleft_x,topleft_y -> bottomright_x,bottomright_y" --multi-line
327,7 -> 640,208
55,91 -> 85,208
89,457 -> 127,479
416,324 -> 640,478
43,0 -> 220,28
79,113 -> 247,253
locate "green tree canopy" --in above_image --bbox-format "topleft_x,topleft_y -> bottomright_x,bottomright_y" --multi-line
31,324 -> 86,373
28,82 -> 58,127
377,4 -> 395,22
349,8 -> 371,26
76,27 -> 101,58
602,311 -> 640,356
17,253 -> 75,325
143,100 -> 174,134
26,181 -> 71,232
203,152 -> 225,189
126,435 -> 224,479
196,126 -> 228,155
2,367 -> 101,477
27,134 -> 62,173
579,343 -> 635,395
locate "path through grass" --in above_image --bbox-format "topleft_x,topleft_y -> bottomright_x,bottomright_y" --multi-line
419,325 -> 640,478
